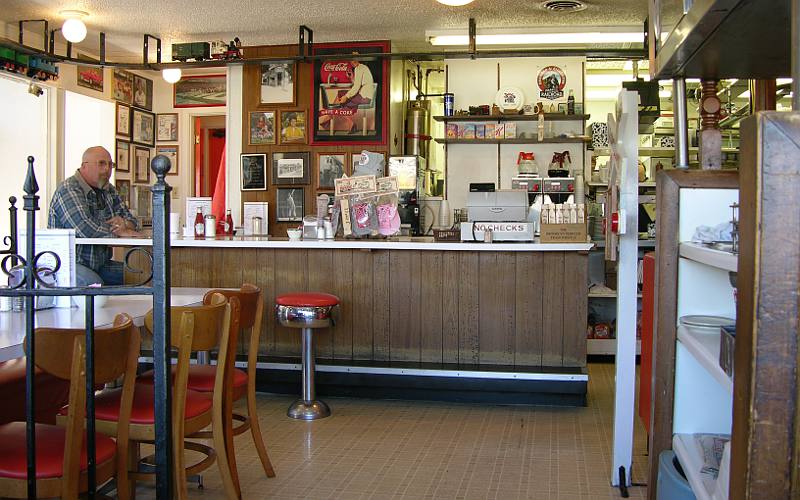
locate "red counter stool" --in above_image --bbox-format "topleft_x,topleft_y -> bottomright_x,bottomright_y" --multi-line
275,292 -> 339,420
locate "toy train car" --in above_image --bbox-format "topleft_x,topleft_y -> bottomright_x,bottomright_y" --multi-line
0,45 -> 58,81
171,38 -> 241,62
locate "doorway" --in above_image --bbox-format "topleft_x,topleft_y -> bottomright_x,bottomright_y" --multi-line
193,115 -> 226,198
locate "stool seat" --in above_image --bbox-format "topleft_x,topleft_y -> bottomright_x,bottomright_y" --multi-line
276,292 -> 339,308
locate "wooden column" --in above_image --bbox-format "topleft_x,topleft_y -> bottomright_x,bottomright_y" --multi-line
749,79 -> 777,112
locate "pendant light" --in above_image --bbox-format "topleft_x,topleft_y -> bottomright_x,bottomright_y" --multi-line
60,10 -> 88,43
436,0 -> 475,5
162,68 -> 182,84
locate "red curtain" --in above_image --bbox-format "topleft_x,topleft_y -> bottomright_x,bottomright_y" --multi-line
211,145 -> 226,220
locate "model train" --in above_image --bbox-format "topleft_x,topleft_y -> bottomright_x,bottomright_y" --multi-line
0,46 -> 59,81
172,38 -> 242,62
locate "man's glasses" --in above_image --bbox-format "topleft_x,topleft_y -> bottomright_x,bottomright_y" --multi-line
84,160 -> 116,170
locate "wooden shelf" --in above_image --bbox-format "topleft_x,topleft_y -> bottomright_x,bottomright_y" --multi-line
678,325 -> 733,394
592,147 -> 739,157
435,137 -> 590,145
592,239 -> 656,248
588,289 -> 642,299
433,114 -> 590,122
587,338 -> 642,356
673,433 -> 729,500
587,181 -> 656,188
680,242 -> 738,273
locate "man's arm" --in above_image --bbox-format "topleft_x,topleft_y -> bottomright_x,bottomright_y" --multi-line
342,65 -> 365,101
108,186 -> 140,231
50,187 -> 113,238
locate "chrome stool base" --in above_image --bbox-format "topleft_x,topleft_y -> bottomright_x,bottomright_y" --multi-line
287,399 -> 331,420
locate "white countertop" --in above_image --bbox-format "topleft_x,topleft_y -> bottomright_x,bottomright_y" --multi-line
0,287 -> 209,362
77,236 -> 594,252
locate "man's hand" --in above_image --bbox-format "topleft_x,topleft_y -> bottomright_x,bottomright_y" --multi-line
112,227 -> 144,238
107,216 -> 134,233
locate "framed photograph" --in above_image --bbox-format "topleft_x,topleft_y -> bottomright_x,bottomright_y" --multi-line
260,62 -> 296,105
77,65 -> 103,92
133,185 -> 152,218
132,109 -> 155,146
351,151 -> 386,177
156,113 -> 178,142
248,111 -> 276,145
174,74 -> 226,108
113,69 -> 133,104
133,74 -> 153,110
240,153 -> 267,191
133,146 -> 151,184
311,40 -> 390,146
316,153 -> 346,191
279,110 -> 307,144
115,139 -> 130,173
116,103 -> 131,138
155,145 -> 179,175
272,152 -> 310,186
115,179 -> 131,208
276,188 -> 304,222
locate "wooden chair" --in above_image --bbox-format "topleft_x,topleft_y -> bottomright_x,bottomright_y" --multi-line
0,314 -> 139,499
70,293 -> 238,499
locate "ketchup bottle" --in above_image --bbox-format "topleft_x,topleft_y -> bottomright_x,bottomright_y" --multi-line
224,209 -> 234,235
194,207 -> 205,239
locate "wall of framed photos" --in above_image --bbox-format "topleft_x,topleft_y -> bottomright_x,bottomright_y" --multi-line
240,44 -> 390,236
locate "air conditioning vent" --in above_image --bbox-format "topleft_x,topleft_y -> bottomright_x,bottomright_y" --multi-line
540,0 -> 588,13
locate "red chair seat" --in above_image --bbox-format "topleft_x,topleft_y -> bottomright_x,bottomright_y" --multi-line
0,422 -> 115,479
59,384 -> 212,425
276,292 -> 339,307
0,358 -> 70,425
138,365 -> 247,393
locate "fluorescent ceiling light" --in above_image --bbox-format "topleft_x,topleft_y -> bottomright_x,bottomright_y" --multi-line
585,73 -> 651,87
738,90 -> 750,99
436,0 -> 475,5
427,28 -> 644,46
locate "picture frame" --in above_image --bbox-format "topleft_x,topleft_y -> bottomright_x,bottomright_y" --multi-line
112,69 -> 133,104
311,40 -> 390,146
351,151 -> 387,177
248,111 -> 276,145
156,113 -> 178,142
133,74 -> 153,110
174,74 -> 226,108
77,65 -> 103,92
316,152 -> 347,191
115,103 -> 131,138
260,62 -> 296,105
155,145 -> 179,175
279,109 -> 307,145
115,139 -> 130,173
133,185 -> 152,218
133,146 -> 151,184
272,152 -> 310,186
276,187 -> 304,222
132,108 -> 155,146
115,179 -> 131,208
240,153 -> 268,191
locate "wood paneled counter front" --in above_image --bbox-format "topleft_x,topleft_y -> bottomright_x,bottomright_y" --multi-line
83,237 -> 590,371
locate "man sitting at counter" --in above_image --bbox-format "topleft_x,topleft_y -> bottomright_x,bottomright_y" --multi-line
48,146 -> 142,285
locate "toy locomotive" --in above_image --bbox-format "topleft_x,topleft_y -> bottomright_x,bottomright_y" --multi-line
0,46 -> 59,81
172,38 -> 242,62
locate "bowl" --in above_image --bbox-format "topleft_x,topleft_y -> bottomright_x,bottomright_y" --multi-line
287,229 -> 302,241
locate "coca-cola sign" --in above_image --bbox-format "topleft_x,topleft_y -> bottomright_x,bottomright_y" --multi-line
320,61 -> 354,85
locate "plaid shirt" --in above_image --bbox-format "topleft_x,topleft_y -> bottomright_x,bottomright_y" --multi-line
47,171 -> 139,271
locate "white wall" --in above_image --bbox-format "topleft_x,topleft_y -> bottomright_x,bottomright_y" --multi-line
63,91 -> 115,178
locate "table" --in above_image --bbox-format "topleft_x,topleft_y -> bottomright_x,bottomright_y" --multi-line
0,288 -> 210,362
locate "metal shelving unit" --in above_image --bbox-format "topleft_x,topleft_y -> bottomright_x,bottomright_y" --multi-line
433,114 -> 590,122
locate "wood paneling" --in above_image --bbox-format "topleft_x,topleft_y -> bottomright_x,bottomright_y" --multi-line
170,247 -> 587,369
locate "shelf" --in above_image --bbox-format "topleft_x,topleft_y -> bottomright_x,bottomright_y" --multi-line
591,239 -> 656,248
679,242 -> 738,273
678,325 -> 733,394
592,147 -> 739,157
587,181 -> 656,188
433,114 -> 590,122
587,338 -> 641,356
434,137 -> 590,145
673,433 -> 729,500
588,289 -> 642,299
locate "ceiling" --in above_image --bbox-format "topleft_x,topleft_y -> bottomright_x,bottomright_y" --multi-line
1,0 -> 651,61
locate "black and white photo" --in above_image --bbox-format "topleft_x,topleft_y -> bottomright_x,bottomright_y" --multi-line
276,187 -> 304,222
317,153 -> 346,190
260,62 -> 295,105
272,152 -> 310,185
240,153 -> 267,191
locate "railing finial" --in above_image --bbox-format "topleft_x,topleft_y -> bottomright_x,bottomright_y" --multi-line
151,154 -> 171,183
23,157 -> 38,196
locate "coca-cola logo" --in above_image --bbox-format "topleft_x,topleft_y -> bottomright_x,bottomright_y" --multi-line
322,62 -> 350,72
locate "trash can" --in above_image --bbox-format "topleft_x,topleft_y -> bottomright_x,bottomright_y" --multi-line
657,450 -> 696,500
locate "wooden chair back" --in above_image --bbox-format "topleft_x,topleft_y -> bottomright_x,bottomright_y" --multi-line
145,292 -> 228,352
202,284 -> 263,374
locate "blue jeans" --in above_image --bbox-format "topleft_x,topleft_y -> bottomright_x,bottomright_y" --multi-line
76,261 -> 124,286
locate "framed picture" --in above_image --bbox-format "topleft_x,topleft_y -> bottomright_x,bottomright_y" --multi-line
133,74 -> 153,110
133,185 -> 152,217
156,113 -> 178,142
279,110 -> 307,144
272,152 -> 310,186
133,146 -> 151,184
115,179 -> 131,208
113,69 -> 133,104
77,65 -> 103,92
351,151 -> 386,177
248,111 -> 276,145
155,145 -> 179,175
132,109 -> 155,146
115,139 -> 130,173
174,74 -> 226,108
240,154 -> 267,191
276,187 -> 304,222
260,62 -> 296,105
311,40 -> 390,146
316,153 -> 346,191
115,103 -> 131,138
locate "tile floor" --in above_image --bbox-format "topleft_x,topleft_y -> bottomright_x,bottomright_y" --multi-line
138,362 -> 649,499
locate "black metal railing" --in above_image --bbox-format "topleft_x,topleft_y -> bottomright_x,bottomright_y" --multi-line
0,155 -> 174,498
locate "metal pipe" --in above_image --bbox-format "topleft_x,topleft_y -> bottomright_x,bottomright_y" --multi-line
793,0 -> 800,110
673,78 -> 690,169
302,328 -> 315,402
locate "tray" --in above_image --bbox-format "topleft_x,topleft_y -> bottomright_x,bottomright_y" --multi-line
433,229 -> 461,242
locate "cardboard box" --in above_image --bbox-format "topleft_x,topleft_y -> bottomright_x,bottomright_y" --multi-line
539,222 -> 588,243
446,123 -> 458,139
462,124 -> 476,139
485,123 -> 496,138
505,122 -> 517,139
495,124 -> 505,139
475,124 -> 485,139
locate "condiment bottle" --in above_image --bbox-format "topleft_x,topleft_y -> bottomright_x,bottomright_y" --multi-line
204,214 -> 216,238
567,89 -> 575,115
193,207 -> 205,239
223,209 -> 234,235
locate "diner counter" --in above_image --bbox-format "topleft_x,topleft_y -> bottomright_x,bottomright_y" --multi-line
77,236 -> 594,252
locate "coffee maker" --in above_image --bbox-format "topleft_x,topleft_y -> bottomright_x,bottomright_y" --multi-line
398,191 -> 421,236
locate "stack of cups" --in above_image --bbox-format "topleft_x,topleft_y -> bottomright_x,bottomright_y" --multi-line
169,213 -> 180,239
